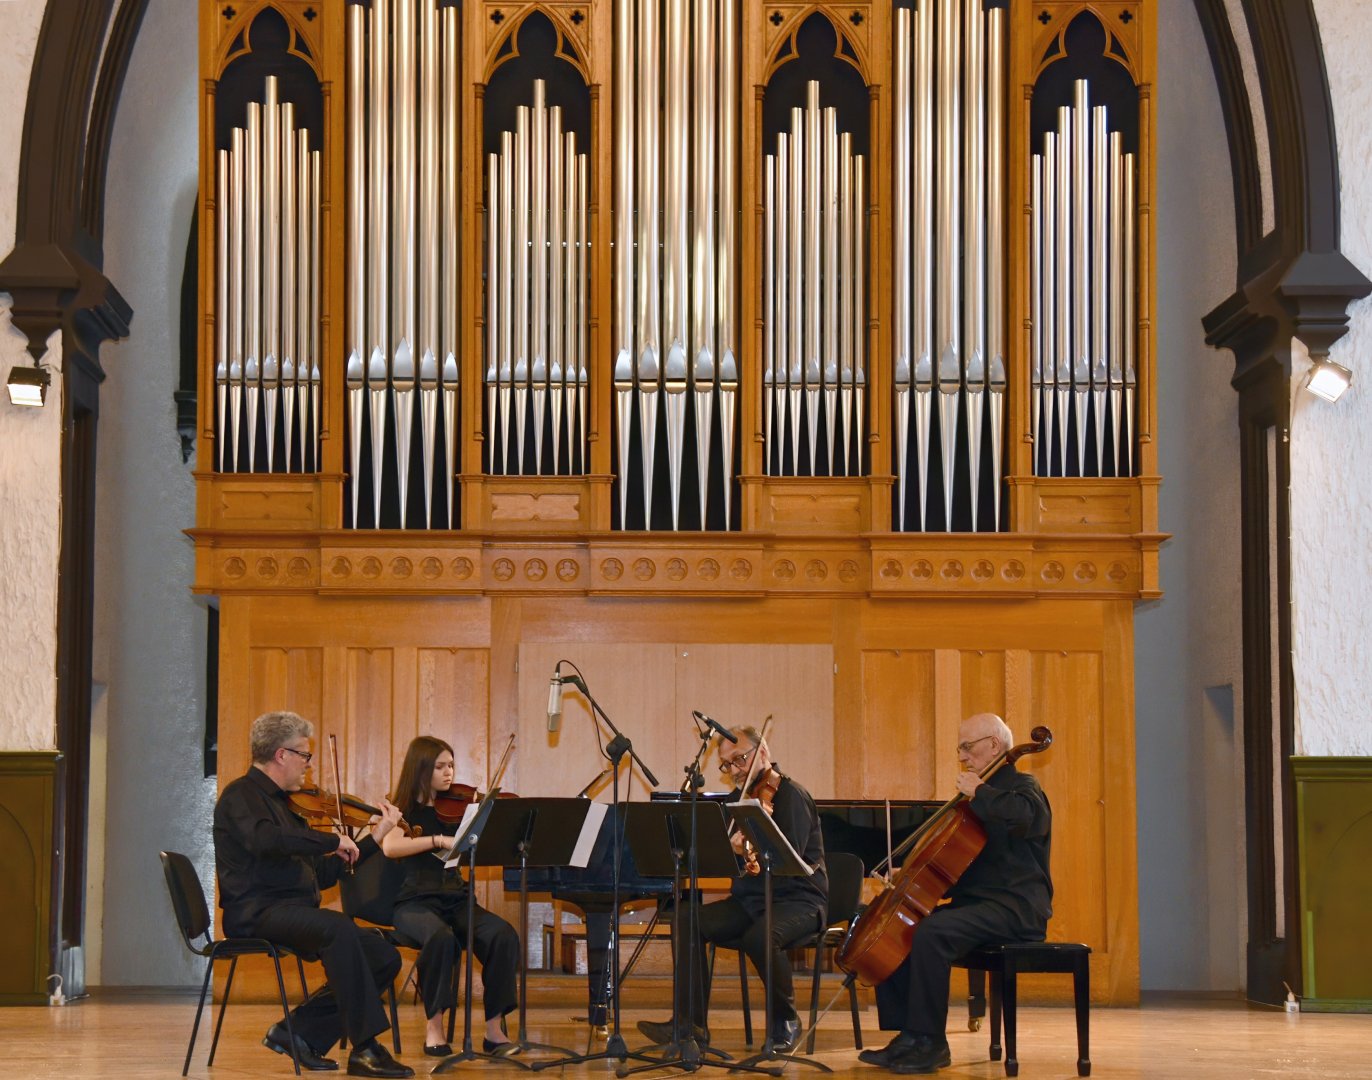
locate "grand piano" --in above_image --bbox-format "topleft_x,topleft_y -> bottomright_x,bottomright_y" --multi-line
503,795 -> 941,1023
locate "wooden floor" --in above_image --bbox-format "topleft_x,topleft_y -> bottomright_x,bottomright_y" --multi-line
4,984 -> 1369,1080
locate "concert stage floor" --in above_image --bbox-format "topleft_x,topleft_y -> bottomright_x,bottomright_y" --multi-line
3,984 -> 1367,1079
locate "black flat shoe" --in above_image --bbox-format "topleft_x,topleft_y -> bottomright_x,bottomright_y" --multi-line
424,1043 -> 453,1057
888,1037 -> 951,1075
770,1017 -> 802,1054
264,1023 -> 339,1071
346,1041 -> 414,1078
482,1038 -> 522,1057
636,1018 -> 710,1048
857,1031 -> 919,1067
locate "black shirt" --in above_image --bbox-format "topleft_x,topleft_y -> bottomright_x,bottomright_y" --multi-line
214,767 -> 376,937
948,762 -> 1053,930
394,803 -> 469,905
728,771 -> 828,915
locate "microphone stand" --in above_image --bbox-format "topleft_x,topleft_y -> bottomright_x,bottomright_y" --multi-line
532,670 -> 660,1071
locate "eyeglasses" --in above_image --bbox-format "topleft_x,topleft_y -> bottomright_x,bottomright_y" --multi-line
719,748 -> 756,771
956,735 -> 995,755
281,747 -> 313,764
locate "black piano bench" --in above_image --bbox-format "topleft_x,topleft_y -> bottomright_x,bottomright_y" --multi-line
954,942 -> 1091,1077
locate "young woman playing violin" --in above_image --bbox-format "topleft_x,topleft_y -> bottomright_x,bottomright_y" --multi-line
380,736 -> 521,1058
637,723 -> 828,1054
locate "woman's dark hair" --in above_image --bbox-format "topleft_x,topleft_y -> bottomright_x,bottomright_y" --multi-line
391,735 -> 455,814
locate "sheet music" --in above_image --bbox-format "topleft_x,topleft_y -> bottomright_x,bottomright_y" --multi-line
726,798 -> 820,876
439,802 -> 481,867
569,801 -> 608,868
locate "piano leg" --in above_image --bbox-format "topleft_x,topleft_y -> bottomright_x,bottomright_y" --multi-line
586,912 -> 612,1030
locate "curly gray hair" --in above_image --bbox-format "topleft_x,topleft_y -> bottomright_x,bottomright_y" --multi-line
250,711 -> 314,764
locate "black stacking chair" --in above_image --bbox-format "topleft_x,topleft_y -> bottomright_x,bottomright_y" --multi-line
160,849 -> 311,1076
708,852 -> 865,1050
338,847 -> 461,1051
955,941 -> 1092,1077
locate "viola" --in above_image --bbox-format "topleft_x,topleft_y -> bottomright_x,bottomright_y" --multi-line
432,782 -> 519,825
290,786 -> 419,837
835,726 -> 1053,987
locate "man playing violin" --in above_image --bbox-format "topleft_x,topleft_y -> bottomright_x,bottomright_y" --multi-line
864,713 -> 1052,1075
637,725 -> 828,1053
214,711 -> 414,1078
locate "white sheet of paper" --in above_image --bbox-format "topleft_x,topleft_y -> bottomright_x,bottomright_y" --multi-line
439,802 -> 481,868
568,801 -> 609,869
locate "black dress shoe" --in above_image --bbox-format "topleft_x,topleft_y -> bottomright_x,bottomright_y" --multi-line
483,1038 -> 522,1057
636,1018 -> 710,1047
857,1031 -> 919,1067
264,1023 -> 339,1071
346,1041 -> 414,1078
888,1036 -> 951,1075
423,1043 -> 452,1057
770,1017 -> 802,1054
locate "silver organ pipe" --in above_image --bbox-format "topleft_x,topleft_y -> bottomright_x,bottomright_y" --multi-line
691,0 -> 716,529
548,106 -> 564,476
788,106 -> 802,475
228,129 -> 243,474
244,100 -> 261,473
822,107 -> 839,475
804,82 -> 820,470
486,152 -> 500,477
764,155 -> 775,476
718,0 -> 738,528
664,0 -> 688,530
418,0 -> 439,526
280,109 -> 296,471
216,149 -> 230,473
613,0 -> 635,526
442,2 -> 458,526
963,0 -> 985,531
1029,81 -> 1136,480
894,6 -> 911,529
263,80 -> 280,472
531,83 -> 548,475
637,0 -> 661,525
513,105 -> 530,473
986,2 -> 1006,530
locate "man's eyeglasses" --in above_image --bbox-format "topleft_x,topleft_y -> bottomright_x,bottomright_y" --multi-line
956,735 -> 995,755
282,747 -> 313,764
719,748 -> 756,771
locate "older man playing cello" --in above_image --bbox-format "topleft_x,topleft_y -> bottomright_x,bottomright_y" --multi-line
861,712 -> 1053,1075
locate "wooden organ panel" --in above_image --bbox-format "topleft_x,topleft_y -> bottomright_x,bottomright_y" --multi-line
197,0 -> 1155,1006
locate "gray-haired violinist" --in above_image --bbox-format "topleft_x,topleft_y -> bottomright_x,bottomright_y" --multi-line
214,710 -> 413,1077
865,712 -> 1053,1075
636,724 -> 828,1054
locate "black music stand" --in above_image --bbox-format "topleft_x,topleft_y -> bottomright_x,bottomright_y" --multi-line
477,797 -> 595,1058
617,801 -> 780,1078
724,802 -> 830,1074
432,791 -> 533,1073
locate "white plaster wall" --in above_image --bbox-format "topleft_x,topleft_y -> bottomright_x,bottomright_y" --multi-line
93,0 -> 213,986
1296,0 -> 1372,757
0,0 -> 59,754
1132,0 -> 1246,991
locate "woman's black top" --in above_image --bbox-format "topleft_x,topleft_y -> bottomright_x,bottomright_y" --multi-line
394,802 -> 468,905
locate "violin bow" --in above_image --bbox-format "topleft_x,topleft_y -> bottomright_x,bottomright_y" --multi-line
326,733 -> 356,874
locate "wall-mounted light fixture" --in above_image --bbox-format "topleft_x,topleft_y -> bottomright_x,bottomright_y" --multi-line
1302,357 -> 1353,403
6,364 -> 51,407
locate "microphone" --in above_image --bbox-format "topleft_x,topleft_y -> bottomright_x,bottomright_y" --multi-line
693,710 -> 737,744
547,670 -> 564,733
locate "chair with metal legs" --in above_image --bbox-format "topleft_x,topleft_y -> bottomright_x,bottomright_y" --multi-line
160,849 -> 312,1077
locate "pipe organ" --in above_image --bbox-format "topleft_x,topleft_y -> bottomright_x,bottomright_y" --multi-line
198,1 -> 1159,1009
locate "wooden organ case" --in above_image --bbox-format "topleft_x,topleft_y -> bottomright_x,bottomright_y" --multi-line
195,0 -> 1158,1005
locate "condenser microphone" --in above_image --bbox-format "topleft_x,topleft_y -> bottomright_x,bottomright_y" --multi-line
547,669 -> 564,733
692,710 -> 738,743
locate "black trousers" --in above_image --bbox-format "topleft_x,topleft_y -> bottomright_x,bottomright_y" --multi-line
873,901 -> 1044,1039
253,903 -> 400,1051
675,896 -> 823,1030
393,893 -> 519,1021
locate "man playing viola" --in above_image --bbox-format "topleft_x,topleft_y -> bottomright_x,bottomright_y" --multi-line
637,725 -> 828,1053
214,711 -> 414,1077
864,712 -> 1052,1075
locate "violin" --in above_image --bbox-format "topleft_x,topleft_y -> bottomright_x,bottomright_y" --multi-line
740,765 -> 782,876
432,783 -> 519,825
290,786 -> 420,837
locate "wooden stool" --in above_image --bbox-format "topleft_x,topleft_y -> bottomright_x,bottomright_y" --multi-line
955,942 -> 1091,1077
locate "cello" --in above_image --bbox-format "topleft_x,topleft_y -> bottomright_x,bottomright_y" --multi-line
835,725 -> 1052,986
